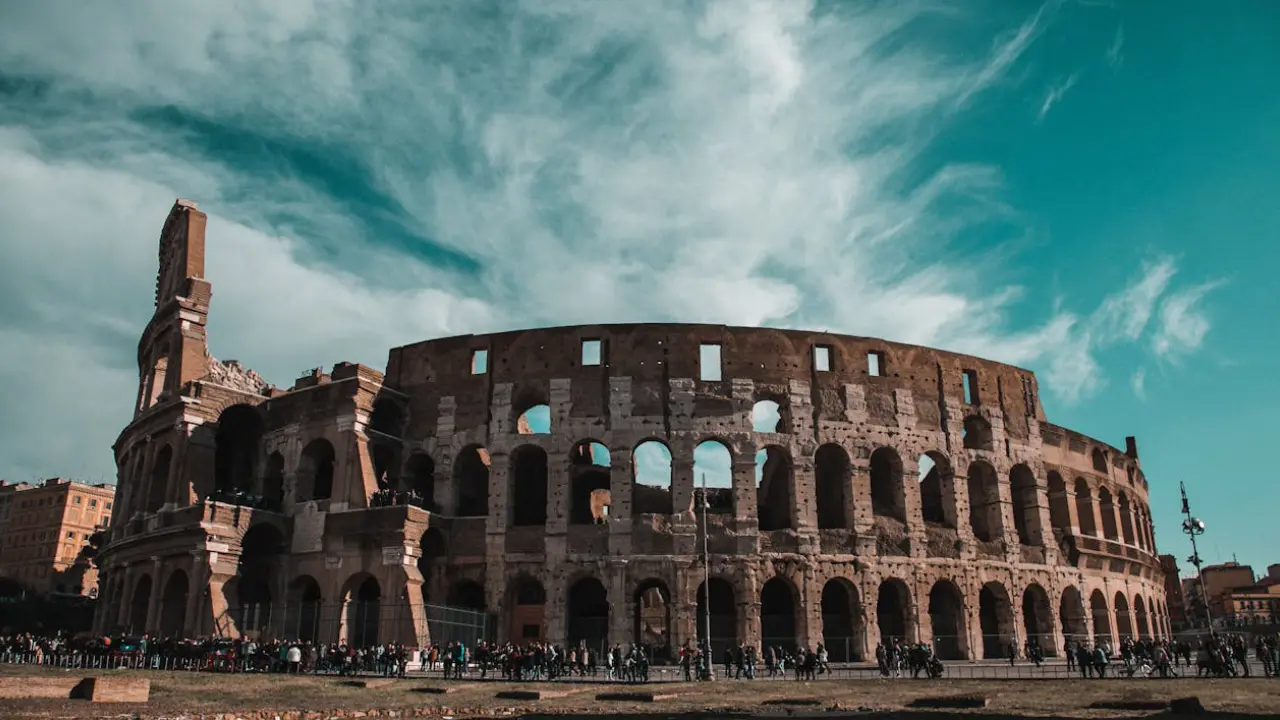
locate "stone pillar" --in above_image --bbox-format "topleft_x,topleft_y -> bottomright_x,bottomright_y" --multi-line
850,459 -> 876,555
182,553 -> 205,637
608,444 -> 633,556
799,566 -> 820,648
144,558 -> 164,634
608,561 -> 629,647
546,451 -> 569,535
544,573 -> 567,647
731,458 -> 758,553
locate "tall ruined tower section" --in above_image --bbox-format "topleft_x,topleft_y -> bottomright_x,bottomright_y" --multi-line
133,199 -> 212,416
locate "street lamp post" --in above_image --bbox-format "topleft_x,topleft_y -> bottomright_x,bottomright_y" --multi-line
1179,481 -> 1215,638
700,472 -> 715,681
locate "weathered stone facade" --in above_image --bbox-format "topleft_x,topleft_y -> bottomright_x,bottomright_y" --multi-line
94,200 -> 1170,662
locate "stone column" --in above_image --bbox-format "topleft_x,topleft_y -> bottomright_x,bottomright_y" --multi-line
182,553 -> 205,637
144,558 -> 164,634
608,445 -> 633,556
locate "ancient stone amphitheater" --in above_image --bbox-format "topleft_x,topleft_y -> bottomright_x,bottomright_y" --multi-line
94,200 -> 1169,662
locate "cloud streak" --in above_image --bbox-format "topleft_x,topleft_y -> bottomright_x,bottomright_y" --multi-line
1038,73 -> 1079,121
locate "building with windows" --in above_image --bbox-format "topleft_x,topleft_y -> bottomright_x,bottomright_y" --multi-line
93,200 -> 1170,658
0,478 -> 114,597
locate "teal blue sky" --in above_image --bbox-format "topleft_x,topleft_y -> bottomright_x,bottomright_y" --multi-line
0,0 -> 1275,577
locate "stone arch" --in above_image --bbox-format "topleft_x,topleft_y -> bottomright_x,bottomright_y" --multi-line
507,576 -> 546,644
1074,478 -> 1097,537
1117,491 -> 1135,545
298,439 -> 336,502
569,440 -> 611,524
510,445 -> 548,527
1114,591 -> 1133,640
876,578 -> 913,644
1046,471 -> 1070,534
693,439 -> 734,514
962,415 -> 994,451
978,581 -> 1014,659
453,445 -> 490,517
869,447 -> 906,522
214,403 -> 265,496
751,399 -> 782,433
285,575 -> 323,642
1132,506 -> 1147,551
967,460 -> 1003,542
927,579 -> 967,660
1009,464 -> 1041,546
632,440 -> 673,515
1059,586 -> 1087,644
145,342 -> 170,407
696,576 -> 738,654
1097,487 -> 1119,541
756,445 -> 792,531
1022,583 -> 1054,654
368,398 -> 406,438
516,403 -> 550,435
633,579 -> 672,654
1134,594 -> 1151,640
1091,447 -> 1108,474
262,452 -> 285,510
129,574 -> 152,634
234,523 -> 286,635
1089,589 -> 1111,647
417,527 -> 448,599
566,576 -> 609,652
146,445 -> 173,512
918,451 -> 954,528
759,576 -> 799,650
404,453 -> 436,510
447,580 -> 486,611
343,574 -> 381,647
820,578 -> 864,662
815,444 -> 850,529
370,443 -> 400,491
159,570 -> 189,637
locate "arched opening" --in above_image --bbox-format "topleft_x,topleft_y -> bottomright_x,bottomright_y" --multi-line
962,415 -> 993,451
696,577 -> 737,654
876,579 -> 912,644
129,575 -> 152,634
1091,447 -> 1108,474
146,345 -> 170,407
1022,584 -> 1054,655
759,577 -> 798,650
369,398 -> 405,439
262,452 -> 285,511
1009,464 -> 1041,546
510,445 -> 548,526
298,439 -> 336,502
755,446 -> 792,531
633,580 -> 671,657
1059,586 -> 1087,643
979,582 -> 1014,658
285,576 -> 323,642
1097,488 -> 1119,541
1047,471 -> 1070,534
569,440 -> 611,524
814,444 -> 850,529
1089,590 -> 1111,647
447,580 -> 486,611
869,447 -> 906,522
1134,595 -> 1151,640
235,524 -> 285,635
370,444 -> 400,491
1074,479 -> 1097,537
927,580 -> 967,660
517,404 -> 550,435
918,452 -> 954,527
632,441 -> 674,515
1114,591 -> 1133,640
346,576 -> 381,648
567,577 -> 609,652
752,399 -> 782,433
1118,492 -> 1135,545
159,571 -> 189,637
404,454 -> 437,510
508,577 -> 546,643
417,527 -> 447,598
820,579 -> 863,662
146,445 -> 173,512
213,404 -> 265,496
1132,507 -> 1147,551
967,461 -> 1003,543
693,440 -> 733,514
453,445 -> 490,517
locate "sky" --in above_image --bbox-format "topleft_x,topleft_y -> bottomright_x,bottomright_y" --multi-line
0,0 -> 1276,577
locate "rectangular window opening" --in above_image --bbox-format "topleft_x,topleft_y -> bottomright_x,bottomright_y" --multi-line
867,351 -> 884,377
470,349 -> 489,375
699,343 -> 722,382
962,369 -> 979,405
581,339 -> 602,366
813,346 -> 831,372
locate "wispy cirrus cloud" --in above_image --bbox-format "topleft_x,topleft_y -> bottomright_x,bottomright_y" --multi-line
1108,26 -> 1125,67
1038,73 -> 1080,121
0,0 -> 1215,482
1131,367 -> 1147,400
1152,281 -> 1223,361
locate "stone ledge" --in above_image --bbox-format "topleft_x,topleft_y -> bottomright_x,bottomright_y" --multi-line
907,695 -> 989,709
595,691 -> 680,702
70,677 -> 151,703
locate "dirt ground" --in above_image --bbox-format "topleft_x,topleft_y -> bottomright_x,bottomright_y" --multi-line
0,664 -> 1277,719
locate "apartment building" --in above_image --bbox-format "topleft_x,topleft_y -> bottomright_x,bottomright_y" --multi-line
0,478 -> 115,597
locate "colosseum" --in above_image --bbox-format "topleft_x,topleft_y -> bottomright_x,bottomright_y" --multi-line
94,199 -> 1170,662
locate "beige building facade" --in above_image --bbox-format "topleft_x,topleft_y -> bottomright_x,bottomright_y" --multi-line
0,478 -> 114,597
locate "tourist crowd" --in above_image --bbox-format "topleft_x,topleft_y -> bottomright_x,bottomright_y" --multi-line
1062,634 -> 1280,678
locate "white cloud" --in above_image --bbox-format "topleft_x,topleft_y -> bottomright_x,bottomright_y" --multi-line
1107,27 -> 1125,68
1152,282 -> 1221,361
1131,367 -> 1147,400
0,1 -> 1215,483
1038,73 -> 1079,121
